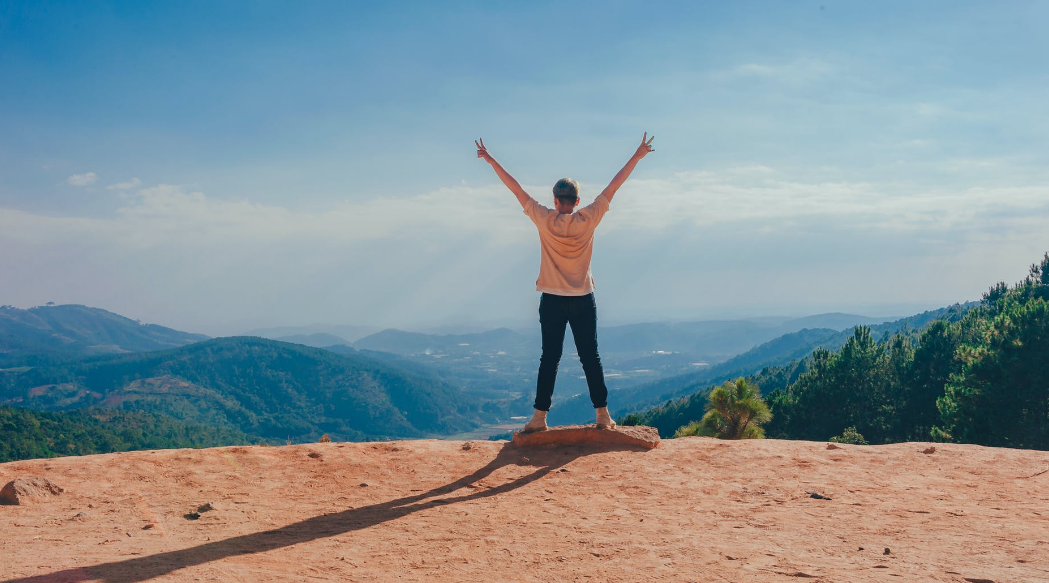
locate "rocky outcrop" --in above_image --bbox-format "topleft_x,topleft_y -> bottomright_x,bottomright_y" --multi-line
0,477 -> 64,505
512,424 -> 660,449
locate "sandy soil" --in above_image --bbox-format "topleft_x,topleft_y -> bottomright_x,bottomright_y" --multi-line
1,436 -> 1048,582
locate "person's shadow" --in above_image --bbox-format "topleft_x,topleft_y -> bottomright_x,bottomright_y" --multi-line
4,441 -> 645,583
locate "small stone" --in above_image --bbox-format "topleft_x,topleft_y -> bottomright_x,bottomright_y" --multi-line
519,457 -> 530,464
197,503 -> 214,513
184,512 -> 201,520
922,447 -> 937,454
359,483 -> 369,487
143,524 -> 156,530
826,443 -> 841,450
858,547 -> 864,551
884,547 -> 891,555
0,477 -> 64,505
70,512 -> 90,521
461,442 -> 474,451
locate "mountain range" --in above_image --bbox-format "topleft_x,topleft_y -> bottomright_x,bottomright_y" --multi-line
0,336 -> 490,443
0,304 -> 207,365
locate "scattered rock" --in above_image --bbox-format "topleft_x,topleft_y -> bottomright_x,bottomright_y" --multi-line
826,443 -> 841,450
359,482 -> 369,488
70,512 -> 90,521
461,442 -> 474,451
807,491 -> 832,500
884,547 -> 891,555
858,547 -> 864,551
922,447 -> 937,454
184,512 -> 201,520
519,456 -> 531,465
0,477 -> 64,505
142,523 -> 156,530
963,578 -> 996,583
307,452 -> 322,459
558,468 -> 569,473
197,502 -> 214,513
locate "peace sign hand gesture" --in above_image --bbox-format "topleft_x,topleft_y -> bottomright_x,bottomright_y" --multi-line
475,138 -> 492,163
633,132 -> 655,160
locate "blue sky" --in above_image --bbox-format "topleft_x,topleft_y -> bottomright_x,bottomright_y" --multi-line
1,1 -> 1047,334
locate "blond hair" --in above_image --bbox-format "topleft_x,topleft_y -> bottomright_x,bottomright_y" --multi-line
552,178 -> 579,201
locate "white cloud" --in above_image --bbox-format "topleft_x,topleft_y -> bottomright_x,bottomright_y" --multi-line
106,178 -> 141,190
3,170 -> 1046,332
8,170 -> 1049,249
66,172 -> 97,186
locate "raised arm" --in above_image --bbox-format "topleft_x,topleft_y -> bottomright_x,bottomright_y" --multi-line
475,138 -> 531,208
599,132 -> 655,204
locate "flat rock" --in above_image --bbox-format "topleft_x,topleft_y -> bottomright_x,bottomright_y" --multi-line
0,477 -> 65,505
512,424 -> 660,449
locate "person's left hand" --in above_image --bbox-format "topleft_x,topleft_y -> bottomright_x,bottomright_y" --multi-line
475,138 -> 492,162
633,132 -> 655,160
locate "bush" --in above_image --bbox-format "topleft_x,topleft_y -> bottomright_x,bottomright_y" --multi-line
672,378 -> 771,440
829,426 -> 869,445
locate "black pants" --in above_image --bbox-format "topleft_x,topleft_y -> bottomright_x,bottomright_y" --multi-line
534,292 -> 609,412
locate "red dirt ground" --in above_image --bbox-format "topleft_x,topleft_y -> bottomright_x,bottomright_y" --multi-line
1,437 -> 1047,582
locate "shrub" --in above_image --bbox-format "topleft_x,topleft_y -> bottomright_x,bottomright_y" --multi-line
829,426 -> 869,445
673,378 -> 771,439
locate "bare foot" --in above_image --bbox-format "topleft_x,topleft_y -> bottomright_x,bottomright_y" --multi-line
595,407 -> 617,430
523,409 -> 548,432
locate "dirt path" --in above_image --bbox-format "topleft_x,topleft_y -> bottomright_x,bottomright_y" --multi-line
2,437 -> 1048,582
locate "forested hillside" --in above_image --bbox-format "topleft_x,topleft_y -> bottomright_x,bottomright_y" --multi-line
555,304 -> 974,425
625,252 -> 1049,450
0,337 -> 490,444
0,406 -> 252,463
0,304 -> 208,365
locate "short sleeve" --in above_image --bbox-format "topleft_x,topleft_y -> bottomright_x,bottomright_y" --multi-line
577,193 -> 611,224
521,195 -> 552,223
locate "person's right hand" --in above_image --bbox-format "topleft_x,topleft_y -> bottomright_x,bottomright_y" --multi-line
633,132 -> 655,160
475,138 -> 492,162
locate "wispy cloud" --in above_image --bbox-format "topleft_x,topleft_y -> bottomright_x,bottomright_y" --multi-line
106,177 -> 141,190
8,168 -> 1048,249
66,172 -> 97,186
3,168 -> 1046,332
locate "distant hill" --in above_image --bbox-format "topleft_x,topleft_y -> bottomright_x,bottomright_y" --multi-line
352,313 -> 893,365
247,324 -> 380,344
616,302 -> 980,436
0,304 -> 208,365
548,303 -> 976,425
274,333 -> 352,347
354,327 -> 532,356
0,336 -> 490,442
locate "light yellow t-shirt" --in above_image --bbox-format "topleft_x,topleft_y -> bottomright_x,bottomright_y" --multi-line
521,193 -> 611,296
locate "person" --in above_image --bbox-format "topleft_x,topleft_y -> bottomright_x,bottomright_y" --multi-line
475,133 -> 656,432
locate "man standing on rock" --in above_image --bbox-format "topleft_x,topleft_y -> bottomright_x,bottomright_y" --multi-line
476,133 -> 656,432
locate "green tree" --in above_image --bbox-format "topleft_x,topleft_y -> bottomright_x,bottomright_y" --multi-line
935,255 -> 1049,448
674,378 -> 771,439
903,319 -> 961,441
